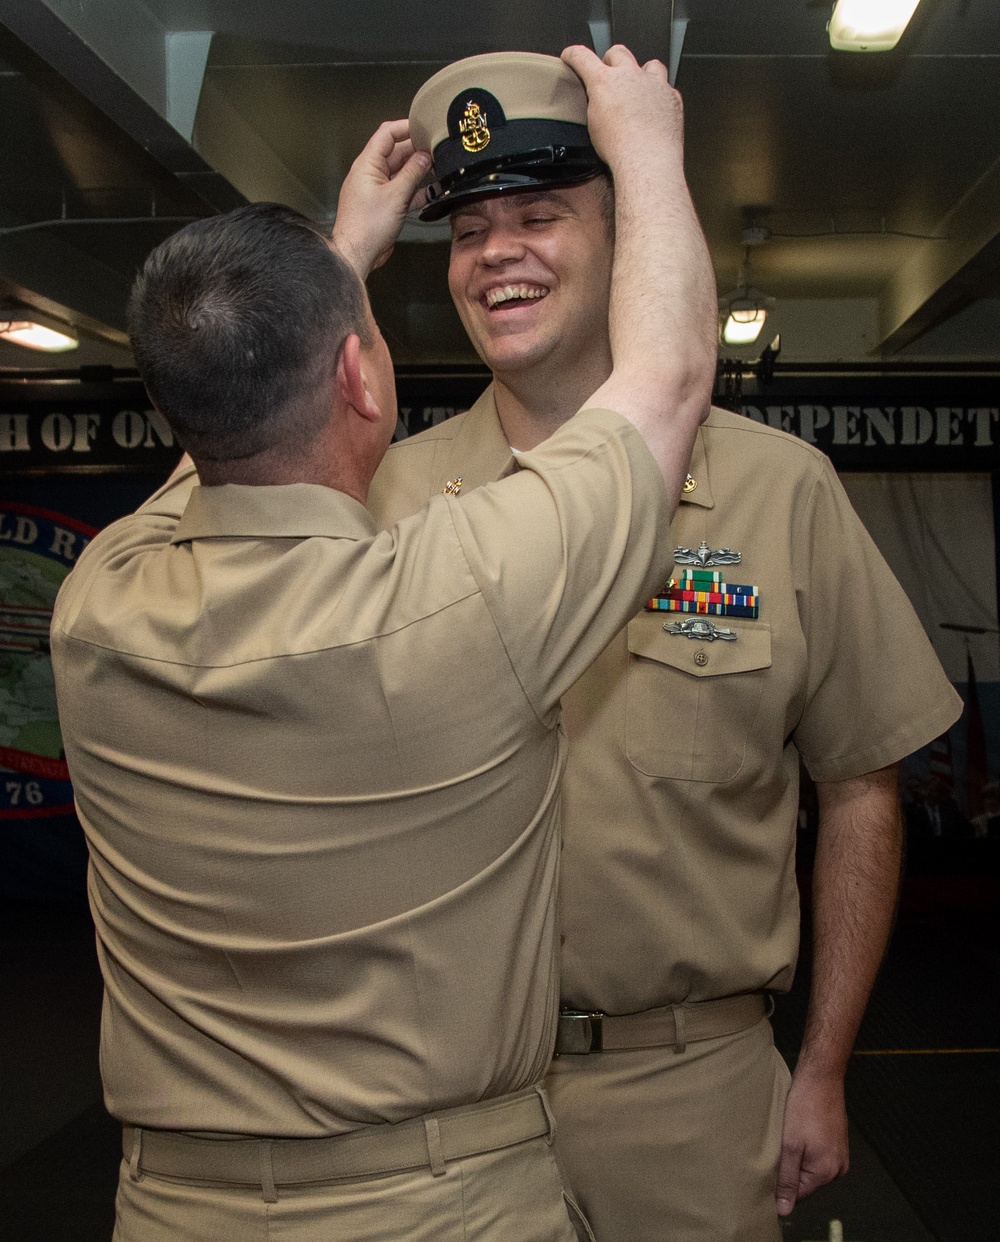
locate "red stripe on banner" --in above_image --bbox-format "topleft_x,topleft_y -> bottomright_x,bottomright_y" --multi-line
0,802 -> 75,820
0,746 -> 70,781
0,501 -> 99,537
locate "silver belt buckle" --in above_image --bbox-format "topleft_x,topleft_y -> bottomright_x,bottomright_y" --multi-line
556,1011 -> 604,1055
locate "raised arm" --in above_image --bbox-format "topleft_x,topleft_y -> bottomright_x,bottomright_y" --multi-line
332,119 -> 430,280
561,45 -> 718,501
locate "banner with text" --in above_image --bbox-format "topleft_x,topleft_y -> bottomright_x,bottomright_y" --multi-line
1,372 -> 998,473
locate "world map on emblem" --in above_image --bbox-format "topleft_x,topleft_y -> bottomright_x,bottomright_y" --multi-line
0,503 -> 97,818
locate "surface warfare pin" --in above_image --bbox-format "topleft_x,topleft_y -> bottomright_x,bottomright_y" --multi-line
673,539 -> 741,568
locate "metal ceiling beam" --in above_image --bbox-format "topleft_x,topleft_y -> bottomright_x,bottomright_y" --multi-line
166,31 -> 213,144
878,157 -> 1000,355
38,0 -> 169,115
0,0 -> 243,213
0,226 -> 132,336
608,0 -> 683,71
194,78 -> 328,221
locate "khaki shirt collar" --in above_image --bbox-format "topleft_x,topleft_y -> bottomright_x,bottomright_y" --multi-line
434,386 -> 716,507
172,481 -> 376,544
442,387 -> 518,486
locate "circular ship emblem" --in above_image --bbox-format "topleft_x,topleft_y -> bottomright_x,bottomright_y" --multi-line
0,503 -> 97,818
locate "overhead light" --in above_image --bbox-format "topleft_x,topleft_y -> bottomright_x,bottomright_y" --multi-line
719,227 -> 771,347
829,0 -> 922,52
722,298 -> 767,346
0,316 -> 78,353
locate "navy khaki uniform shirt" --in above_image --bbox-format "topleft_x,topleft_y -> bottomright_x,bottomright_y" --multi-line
51,408 -> 673,1135
370,392 -> 963,1013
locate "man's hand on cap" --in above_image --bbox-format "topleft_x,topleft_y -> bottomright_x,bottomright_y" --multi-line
333,120 -> 431,280
560,44 -> 684,178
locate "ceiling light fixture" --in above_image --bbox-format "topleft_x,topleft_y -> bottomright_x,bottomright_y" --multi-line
828,0 -> 922,52
0,315 -> 78,353
722,299 -> 767,346
720,228 -> 771,347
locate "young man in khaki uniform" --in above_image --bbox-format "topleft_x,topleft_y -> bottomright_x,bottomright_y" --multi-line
51,47 -> 718,1241
369,50 -> 963,1242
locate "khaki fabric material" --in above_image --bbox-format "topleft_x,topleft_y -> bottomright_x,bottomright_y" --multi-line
52,407 -> 673,1137
370,391 -> 962,1012
544,1020 -> 790,1242
112,1134 -> 578,1242
410,52 -> 588,156
122,1087 -> 553,1186
555,992 -> 766,1054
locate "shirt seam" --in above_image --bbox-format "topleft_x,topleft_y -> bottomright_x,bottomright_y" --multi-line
704,413 -> 833,466
56,586 -> 484,669
443,499 -> 549,730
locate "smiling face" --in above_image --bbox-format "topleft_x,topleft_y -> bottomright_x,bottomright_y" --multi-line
446,180 -> 614,384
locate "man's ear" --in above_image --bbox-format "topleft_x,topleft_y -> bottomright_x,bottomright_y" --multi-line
336,334 -> 380,422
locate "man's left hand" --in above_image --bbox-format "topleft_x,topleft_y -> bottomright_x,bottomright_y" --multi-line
775,1068 -> 850,1216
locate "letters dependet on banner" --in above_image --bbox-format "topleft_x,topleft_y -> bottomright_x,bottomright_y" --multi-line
731,372 -> 1000,472
392,371 -> 1000,473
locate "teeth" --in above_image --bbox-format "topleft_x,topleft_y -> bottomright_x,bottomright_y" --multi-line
485,284 -> 547,308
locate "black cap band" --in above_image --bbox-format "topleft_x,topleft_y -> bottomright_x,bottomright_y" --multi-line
433,117 -> 596,181
420,140 -> 607,221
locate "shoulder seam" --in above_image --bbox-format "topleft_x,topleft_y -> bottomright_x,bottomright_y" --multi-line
707,411 -> 829,467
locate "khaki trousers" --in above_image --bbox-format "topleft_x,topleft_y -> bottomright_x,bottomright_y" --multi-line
113,1097 -> 580,1241
545,1015 -> 790,1242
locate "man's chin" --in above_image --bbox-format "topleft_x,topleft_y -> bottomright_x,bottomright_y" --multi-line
472,337 -> 552,377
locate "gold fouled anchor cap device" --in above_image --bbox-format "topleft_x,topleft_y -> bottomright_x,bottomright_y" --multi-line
410,52 -> 607,221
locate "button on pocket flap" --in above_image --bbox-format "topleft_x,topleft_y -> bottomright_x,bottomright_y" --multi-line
627,612 -> 772,678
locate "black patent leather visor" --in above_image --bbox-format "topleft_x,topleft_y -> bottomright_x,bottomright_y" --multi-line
419,145 -> 607,221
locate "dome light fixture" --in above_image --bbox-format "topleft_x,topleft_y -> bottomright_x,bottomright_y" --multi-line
828,0 -> 922,52
719,227 -> 772,347
721,297 -> 768,346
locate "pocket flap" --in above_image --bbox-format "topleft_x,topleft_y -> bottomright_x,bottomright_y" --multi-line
627,611 -> 772,678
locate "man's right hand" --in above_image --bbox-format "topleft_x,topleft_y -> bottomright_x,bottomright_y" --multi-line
332,120 -> 430,280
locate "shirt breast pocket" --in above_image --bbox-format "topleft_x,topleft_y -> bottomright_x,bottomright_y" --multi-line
625,612 -> 772,782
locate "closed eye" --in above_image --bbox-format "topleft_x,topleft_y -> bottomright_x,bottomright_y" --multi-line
451,220 -> 484,243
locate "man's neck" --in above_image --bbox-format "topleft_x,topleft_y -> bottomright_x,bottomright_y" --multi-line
492,355 -> 613,452
195,434 -> 373,504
